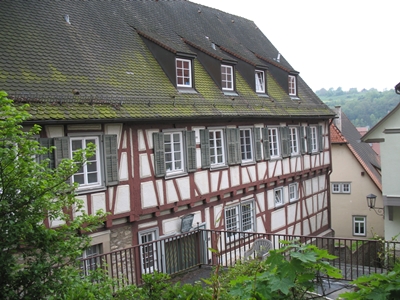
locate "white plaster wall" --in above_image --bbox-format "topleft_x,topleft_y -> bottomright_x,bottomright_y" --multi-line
230,166 -> 240,187
139,153 -> 151,178
138,130 -> 146,151
256,216 -> 266,233
282,159 -> 290,175
241,168 -> 251,184
210,172 -> 220,193
303,155 -> 310,170
74,195 -> 88,217
141,181 -> 157,208
271,208 -> 286,231
214,204 -> 223,228
92,192 -> 106,214
156,180 -> 164,206
119,152 -> 129,181
166,180 -> 179,203
220,170 -> 230,190
45,125 -> 64,138
256,192 -> 265,213
257,161 -> 267,180
385,207 -> 400,240
115,184 -> 130,213
194,171 -> 210,195
176,177 -> 191,200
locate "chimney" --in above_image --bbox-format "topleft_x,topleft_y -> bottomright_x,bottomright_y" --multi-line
333,106 -> 342,131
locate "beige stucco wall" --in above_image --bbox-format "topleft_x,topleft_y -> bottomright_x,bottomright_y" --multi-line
363,107 -> 400,241
330,144 -> 384,238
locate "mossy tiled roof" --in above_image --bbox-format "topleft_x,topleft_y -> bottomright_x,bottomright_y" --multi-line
0,0 -> 334,122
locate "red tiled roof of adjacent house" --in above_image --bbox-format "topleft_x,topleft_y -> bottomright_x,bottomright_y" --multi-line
330,123 -> 347,143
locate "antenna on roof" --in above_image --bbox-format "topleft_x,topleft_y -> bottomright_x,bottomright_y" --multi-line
64,14 -> 71,25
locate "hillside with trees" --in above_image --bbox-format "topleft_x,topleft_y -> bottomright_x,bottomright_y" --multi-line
316,88 -> 400,128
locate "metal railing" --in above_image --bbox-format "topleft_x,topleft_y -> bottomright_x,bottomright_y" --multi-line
81,229 -> 400,288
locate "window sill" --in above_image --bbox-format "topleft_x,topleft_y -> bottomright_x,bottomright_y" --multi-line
290,96 -> 300,101
223,91 -> 238,97
241,161 -> 256,166
210,164 -> 228,171
257,93 -> 269,98
165,172 -> 188,180
274,204 -> 284,209
177,87 -> 198,94
76,186 -> 107,195
269,157 -> 282,161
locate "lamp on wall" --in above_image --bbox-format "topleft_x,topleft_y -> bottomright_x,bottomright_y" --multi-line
366,193 -> 384,216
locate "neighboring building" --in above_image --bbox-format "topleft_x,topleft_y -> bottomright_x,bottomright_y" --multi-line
0,1 -> 335,274
330,107 -> 383,238
362,90 -> 400,241
357,126 -> 380,156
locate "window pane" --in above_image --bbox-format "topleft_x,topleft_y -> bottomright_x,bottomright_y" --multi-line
74,174 -> 84,184
87,162 -> 97,172
88,173 -> 98,183
72,140 -> 82,151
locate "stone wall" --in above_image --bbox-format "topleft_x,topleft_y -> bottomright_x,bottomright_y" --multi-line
110,223 -> 133,251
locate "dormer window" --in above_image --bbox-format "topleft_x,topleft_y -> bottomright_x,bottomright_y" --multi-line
255,70 -> 265,93
221,65 -> 234,91
288,75 -> 297,96
176,58 -> 192,87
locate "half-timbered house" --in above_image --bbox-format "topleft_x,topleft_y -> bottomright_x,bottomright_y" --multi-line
0,0 -> 335,274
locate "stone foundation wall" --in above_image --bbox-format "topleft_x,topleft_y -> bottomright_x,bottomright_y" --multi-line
110,223 -> 133,251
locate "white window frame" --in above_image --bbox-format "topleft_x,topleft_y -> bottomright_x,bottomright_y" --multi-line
274,187 -> 284,207
342,183 -> 351,193
81,243 -> 102,276
176,58 -> 192,87
209,129 -> 226,167
70,136 -> 102,190
288,75 -> 296,96
353,216 -> 366,236
163,131 -> 185,175
225,201 -> 255,238
289,127 -> 299,155
221,65 -> 234,91
255,70 -> 265,93
332,182 -> 351,194
310,126 -> 318,153
139,229 -> 159,274
268,127 -> 280,158
289,183 -> 299,202
240,128 -> 254,163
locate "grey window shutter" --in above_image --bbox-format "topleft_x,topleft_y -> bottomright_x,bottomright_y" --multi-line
153,132 -> 166,177
37,138 -> 55,168
254,128 -> 262,161
104,134 -> 119,186
226,128 -> 240,165
186,131 -> 197,172
199,129 -> 210,168
262,127 -> 270,160
54,137 -> 70,167
318,125 -> 323,152
306,126 -> 312,154
299,126 -> 306,154
280,127 -> 289,158
54,137 -> 71,184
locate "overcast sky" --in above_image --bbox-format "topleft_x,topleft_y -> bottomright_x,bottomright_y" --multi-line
191,0 -> 399,92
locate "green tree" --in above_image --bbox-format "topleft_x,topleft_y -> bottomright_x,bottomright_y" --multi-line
0,91 -> 109,299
